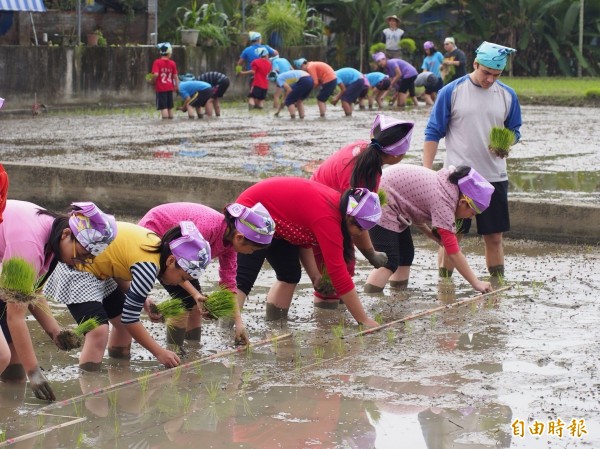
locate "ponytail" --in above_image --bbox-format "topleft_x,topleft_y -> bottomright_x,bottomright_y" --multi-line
349,143 -> 383,191
339,189 -> 356,263
448,165 -> 472,185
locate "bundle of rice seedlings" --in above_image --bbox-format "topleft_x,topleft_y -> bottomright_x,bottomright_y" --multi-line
204,286 -> 236,319
151,298 -> 187,322
145,73 -> 155,85
55,317 -> 101,351
377,189 -> 388,207
315,266 -> 335,297
0,257 -> 39,304
489,127 -> 515,158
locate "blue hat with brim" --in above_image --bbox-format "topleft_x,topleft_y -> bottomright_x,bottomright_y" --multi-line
475,41 -> 516,70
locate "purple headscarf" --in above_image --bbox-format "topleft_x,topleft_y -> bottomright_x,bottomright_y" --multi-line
169,221 -> 211,279
226,202 -> 275,245
457,168 -> 495,213
347,188 -> 382,230
69,202 -> 117,256
370,114 -> 414,156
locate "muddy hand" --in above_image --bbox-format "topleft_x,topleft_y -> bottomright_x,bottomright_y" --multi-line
53,328 -> 82,351
473,280 -> 493,294
364,249 -> 388,269
144,299 -> 163,323
234,326 -> 249,346
157,348 -> 181,368
28,367 -> 56,401
313,276 -> 336,297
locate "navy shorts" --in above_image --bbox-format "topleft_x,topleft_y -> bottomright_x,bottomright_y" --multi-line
396,75 -> 417,96
340,79 -> 365,103
285,76 -> 314,106
67,287 -> 126,326
156,91 -> 174,110
236,238 -> 301,296
317,79 -> 337,102
162,279 -> 202,310
212,78 -> 230,98
249,86 -> 268,100
458,181 -> 510,235
425,77 -> 444,95
369,225 -> 415,273
189,89 -> 212,108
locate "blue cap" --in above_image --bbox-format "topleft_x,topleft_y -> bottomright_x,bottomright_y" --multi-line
475,41 -> 516,70
293,58 -> 307,69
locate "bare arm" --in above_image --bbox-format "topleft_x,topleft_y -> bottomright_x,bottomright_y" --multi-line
124,321 -> 180,367
339,289 -> 378,328
299,247 -> 320,284
447,251 -> 492,293
423,140 -> 439,169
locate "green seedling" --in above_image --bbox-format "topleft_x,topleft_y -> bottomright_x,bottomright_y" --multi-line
173,364 -> 182,383
205,381 -> 221,402
152,298 -> 186,321
0,257 -> 37,303
139,371 -> 151,394
76,431 -> 85,448
374,312 -> 384,325
108,391 -> 118,411
182,393 -> 192,414
1,429 -> 6,443
316,267 -> 334,296
73,317 -> 101,336
313,346 -> 325,363
386,328 -> 396,343
332,324 -> 345,339
36,414 -> 46,428
271,335 -> 279,353
430,313 -> 438,329
404,320 -> 413,335
488,127 -> 515,158
204,286 -> 237,319
377,189 -> 387,207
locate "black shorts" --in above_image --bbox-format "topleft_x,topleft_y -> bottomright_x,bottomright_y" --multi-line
340,79 -> 365,103
156,91 -> 174,110
162,279 -> 202,310
236,238 -> 301,296
189,89 -> 212,108
358,85 -> 370,99
67,288 -> 126,325
212,78 -> 230,98
369,225 -> 415,273
396,75 -> 417,96
0,300 -> 11,344
248,86 -> 268,100
425,77 -> 444,95
284,77 -> 314,106
317,79 -> 337,102
458,181 -> 510,235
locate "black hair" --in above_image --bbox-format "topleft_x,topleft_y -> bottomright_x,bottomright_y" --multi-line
425,45 -> 438,54
339,189 -> 358,263
146,225 -> 182,277
222,207 -> 270,249
36,208 -> 74,259
448,165 -> 472,185
349,121 -> 413,191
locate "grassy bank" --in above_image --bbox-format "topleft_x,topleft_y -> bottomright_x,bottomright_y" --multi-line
501,77 -> 600,106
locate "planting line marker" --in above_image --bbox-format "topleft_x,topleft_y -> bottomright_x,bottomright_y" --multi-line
343,285 -> 512,339
0,415 -> 86,448
38,332 -> 292,413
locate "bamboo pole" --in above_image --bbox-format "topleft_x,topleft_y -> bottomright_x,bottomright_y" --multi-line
343,285 -> 512,339
0,416 -> 86,448
39,333 -> 292,412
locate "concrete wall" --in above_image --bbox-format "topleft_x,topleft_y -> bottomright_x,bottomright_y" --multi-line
0,45 -> 326,109
4,163 -> 599,245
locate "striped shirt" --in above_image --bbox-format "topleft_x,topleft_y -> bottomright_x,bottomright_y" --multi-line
198,71 -> 228,85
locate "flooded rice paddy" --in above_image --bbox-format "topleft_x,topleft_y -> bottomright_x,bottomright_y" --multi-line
0,104 -> 599,447
0,103 -> 599,204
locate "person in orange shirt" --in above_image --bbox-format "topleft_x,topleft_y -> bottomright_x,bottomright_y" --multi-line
294,58 -> 337,117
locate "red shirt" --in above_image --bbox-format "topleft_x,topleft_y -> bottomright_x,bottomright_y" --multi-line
236,177 -> 355,296
310,141 -> 380,193
151,57 -> 178,93
251,58 -> 272,89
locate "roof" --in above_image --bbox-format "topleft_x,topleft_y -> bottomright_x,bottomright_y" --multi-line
0,0 -> 46,12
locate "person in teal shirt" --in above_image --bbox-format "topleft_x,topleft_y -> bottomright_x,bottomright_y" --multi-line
331,68 -> 368,116
178,80 -> 213,119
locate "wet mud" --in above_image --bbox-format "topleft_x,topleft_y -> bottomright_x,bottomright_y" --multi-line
1,104 -> 599,204
1,105 -> 599,447
1,235 -> 599,448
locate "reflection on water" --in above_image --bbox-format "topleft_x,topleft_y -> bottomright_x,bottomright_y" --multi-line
509,170 -> 600,203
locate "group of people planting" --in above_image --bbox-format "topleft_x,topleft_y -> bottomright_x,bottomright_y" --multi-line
0,40 -> 521,402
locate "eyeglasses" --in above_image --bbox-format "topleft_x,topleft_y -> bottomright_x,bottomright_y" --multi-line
463,196 -> 481,214
72,240 -> 94,266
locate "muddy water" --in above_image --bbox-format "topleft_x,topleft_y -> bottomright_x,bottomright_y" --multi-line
0,104 -> 599,204
1,235 -> 599,448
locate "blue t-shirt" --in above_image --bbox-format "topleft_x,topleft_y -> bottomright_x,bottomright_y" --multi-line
240,44 -> 277,70
421,51 -> 444,78
335,68 -> 362,86
275,70 -> 310,87
365,72 -> 387,87
271,57 -> 293,74
178,81 -> 211,99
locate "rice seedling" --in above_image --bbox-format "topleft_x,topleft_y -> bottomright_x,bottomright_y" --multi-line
36,414 -> 46,428
404,320 -> 413,335
204,286 -> 236,319
182,393 -> 192,414
377,189 -> 387,207
1,429 -> 6,443
316,267 -> 334,296
151,298 -> 186,322
76,431 -> 85,448
108,391 -> 118,411
332,324 -> 345,339
430,313 -> 437,329
0,257 -> 38,304
374,312 -> 384,325
173,364 -> 182,383
194,364 -> 203,379
205,381 -> 221,402
488,127 -> 515,158
313,346 -> 325,363
245,343 -> 253,358
139,371 -> 151,394
56,317 -> 102,350
271,334 -> 279,353
386,328 -> 395,343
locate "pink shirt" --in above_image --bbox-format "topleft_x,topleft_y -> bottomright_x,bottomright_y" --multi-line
378,165 -> 458,234
138,203 -> 236,290
311,141 -> 380,193
0,200 -> 55,276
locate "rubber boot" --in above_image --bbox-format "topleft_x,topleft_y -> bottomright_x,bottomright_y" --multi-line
390,280 -> 409,289
439,267 -> 454,278
265,303 -> 289,321
166,326 -> 186,347
0,364 -> 26,381
488,265 -> 505,277
363,283 -> 384,293
79,362 -> 102,372
108,345 -> 131,359
185,327 -> 201,342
